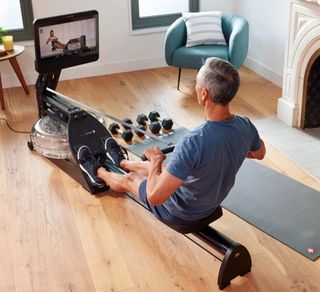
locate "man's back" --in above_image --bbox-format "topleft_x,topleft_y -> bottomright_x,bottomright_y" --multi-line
165,115 -> 261,221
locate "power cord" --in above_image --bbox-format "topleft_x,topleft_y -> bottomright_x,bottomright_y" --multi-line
0,118 -> 31,134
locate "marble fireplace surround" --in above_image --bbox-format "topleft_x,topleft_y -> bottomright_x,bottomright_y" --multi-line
277,0 -> 320,128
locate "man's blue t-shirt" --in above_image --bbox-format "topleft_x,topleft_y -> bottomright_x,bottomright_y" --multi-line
163,115 -> 261,222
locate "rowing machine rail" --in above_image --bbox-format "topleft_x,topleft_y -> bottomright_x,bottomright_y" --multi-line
192,226 -> 252,290
45,87 -> 174,147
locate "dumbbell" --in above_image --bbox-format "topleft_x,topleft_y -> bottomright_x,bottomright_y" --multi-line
148,111 -> 173,131
136,114 -> 161,134
108,122 -> 133,142
121,118 -> 145,137
135,124 -> 146,137
121,118 -> 133,130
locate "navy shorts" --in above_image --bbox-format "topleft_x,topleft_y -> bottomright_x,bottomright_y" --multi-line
138,179 -> 181,223
138,180 -> 218,233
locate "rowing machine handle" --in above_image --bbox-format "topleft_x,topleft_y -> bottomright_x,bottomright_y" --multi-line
140,145 -> 175,161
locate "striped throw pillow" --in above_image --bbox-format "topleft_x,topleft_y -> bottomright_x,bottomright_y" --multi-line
182,11 -> 227,47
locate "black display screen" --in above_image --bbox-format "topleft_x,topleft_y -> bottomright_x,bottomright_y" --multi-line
34,10 -> 99,73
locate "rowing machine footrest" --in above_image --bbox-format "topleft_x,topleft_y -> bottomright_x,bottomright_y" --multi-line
196,226 -> 252,290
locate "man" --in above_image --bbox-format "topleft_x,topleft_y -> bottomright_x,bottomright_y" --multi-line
97,57 -> 266,227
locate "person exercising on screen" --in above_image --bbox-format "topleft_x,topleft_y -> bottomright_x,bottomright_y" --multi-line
46,30 -> 65,51
78,57 -> 266,230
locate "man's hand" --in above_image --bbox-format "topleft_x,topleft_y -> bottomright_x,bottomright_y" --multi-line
142,146 -> 182,205
143,147 -> 166,162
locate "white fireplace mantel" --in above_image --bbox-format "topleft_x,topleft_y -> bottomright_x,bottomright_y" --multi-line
302,0 -> 320,5
277,0 -> 320,127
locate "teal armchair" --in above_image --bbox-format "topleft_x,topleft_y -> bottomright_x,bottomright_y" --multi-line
165,13 -> 249,89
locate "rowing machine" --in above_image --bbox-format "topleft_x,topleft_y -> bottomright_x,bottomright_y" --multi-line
30,11 -> 252,290
30,74 -> 252,291
32,81 -> 252,288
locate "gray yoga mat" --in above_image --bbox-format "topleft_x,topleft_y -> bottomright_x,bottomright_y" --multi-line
222,159 -> 320,260
129,128 -> 320,260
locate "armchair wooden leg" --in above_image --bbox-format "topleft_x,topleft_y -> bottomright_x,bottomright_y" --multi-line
0,71 -> 5,110
177,68 -> 181,90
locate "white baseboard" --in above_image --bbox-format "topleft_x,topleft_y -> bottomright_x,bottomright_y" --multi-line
1,57 -> 167,89
3,55 -> 283,89
244,57 -> 283,87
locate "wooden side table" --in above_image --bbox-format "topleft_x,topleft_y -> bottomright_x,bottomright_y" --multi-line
0,45 -> 30,110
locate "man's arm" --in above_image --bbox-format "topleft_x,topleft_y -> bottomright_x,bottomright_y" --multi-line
144,147 -> 183,206
247,139 -> 266,160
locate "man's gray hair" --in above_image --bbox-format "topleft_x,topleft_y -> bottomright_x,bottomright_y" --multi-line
196,57 -> 240,105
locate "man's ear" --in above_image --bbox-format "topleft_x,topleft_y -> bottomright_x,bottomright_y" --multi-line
201,88 -> 210,103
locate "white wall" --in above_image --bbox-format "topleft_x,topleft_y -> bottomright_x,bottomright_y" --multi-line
234,0 -> 290,86
2,0 -> 233,88
201,0 -> 233,12
2,0 -> 291,89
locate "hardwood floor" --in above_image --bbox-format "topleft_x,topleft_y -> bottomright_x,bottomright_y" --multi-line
0,66 -> 319,291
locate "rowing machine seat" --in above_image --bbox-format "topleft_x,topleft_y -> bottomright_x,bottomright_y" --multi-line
160,206 -> 223,234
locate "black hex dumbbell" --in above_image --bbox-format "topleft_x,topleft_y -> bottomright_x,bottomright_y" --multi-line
122,118 -> 145,137
108,122 -> 133,142
121,118 -> 133,130
148,111 -> 173,131
136,114 -> 161,134
135,124 -> 146,137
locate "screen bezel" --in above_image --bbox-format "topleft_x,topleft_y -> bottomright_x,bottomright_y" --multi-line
34,10 -> 99,73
